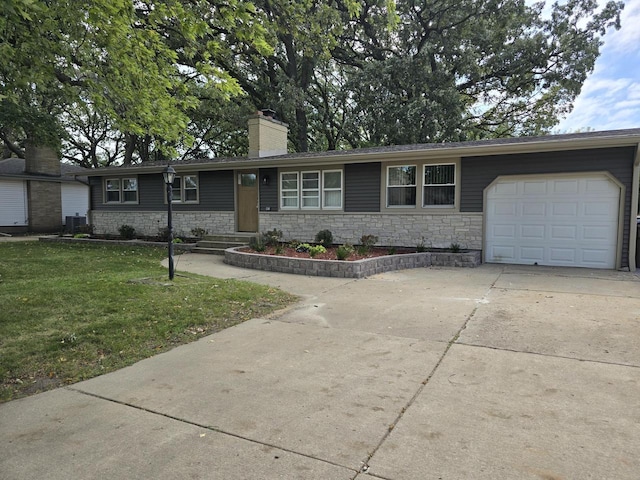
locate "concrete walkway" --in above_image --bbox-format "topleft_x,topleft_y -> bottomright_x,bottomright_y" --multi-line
2,254 -> 639,479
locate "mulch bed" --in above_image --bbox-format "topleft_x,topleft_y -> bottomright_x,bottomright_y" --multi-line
239,245 -> 417,261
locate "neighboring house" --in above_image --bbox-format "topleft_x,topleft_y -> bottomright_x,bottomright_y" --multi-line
0,150 -> 89,234
85,112 -> 640,271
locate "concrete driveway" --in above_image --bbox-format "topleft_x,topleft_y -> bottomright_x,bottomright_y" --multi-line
1,255 -> 639,479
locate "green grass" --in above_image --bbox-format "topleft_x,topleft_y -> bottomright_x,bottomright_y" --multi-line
0,242 -> 297,402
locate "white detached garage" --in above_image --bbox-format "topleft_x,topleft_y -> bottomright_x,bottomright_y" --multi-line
485,173 -> 622,269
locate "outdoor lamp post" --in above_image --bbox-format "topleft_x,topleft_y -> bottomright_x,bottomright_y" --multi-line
162,165 -> 176,280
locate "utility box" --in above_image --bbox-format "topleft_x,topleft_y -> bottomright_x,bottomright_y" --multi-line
65,216 -> 87,234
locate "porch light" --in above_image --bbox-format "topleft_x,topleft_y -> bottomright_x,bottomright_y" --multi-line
163,165 -> 176,280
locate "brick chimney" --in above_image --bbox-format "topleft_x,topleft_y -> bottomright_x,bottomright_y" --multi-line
248,109 -> 288,158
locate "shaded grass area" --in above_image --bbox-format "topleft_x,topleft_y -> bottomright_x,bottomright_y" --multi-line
0,242 -> 297,402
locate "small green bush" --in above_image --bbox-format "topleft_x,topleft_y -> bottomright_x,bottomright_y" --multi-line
387,246 -> 397,255
449,242 -> 461,253
335,244 -> 353,260
308,245 -> 327,258
118,224 -> 136,240
360,234 -> 378,248
358,234 -> 378,254
190,227 -> 208,238
314,229 -> 334,248
416,238 -> 427,252
295,243 -> 311,253
172,237 -> 183,244
250,236 -> 266,252
73,233 -> 90,239
263,228 -> 283,247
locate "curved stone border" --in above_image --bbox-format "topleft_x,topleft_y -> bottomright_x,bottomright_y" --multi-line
224,247 -> 481,278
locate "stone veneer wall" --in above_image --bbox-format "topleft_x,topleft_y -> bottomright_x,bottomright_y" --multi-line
90,211 -> 236,237
259,212 -> 483,249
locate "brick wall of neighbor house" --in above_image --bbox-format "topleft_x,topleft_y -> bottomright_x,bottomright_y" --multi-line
28,181 -> 62,232
90,211 -> 236,237
259,212 -> 483,249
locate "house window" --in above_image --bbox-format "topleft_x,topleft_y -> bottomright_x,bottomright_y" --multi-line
105,178 -> 137,203
423,164 -> 455,206
281,172 -> 299,209
280,170 -> 343,210
302,172 -> 320,208
322,170 -> 342,209
169,175 -> 199,203
387,166 -> 416,207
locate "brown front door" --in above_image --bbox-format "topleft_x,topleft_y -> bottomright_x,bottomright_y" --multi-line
237,170 -> 259,232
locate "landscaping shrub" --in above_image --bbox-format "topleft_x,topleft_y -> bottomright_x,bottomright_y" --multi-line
263,228 -> 283,247
335,244 -> 353,260
314,229 -> 334,248
250,235 -> 266,252
308,245 -> 327,258
118,224 -> 136,240
449,242 -> 461,253
358,234 -> 378,254
190,227 -> 208,238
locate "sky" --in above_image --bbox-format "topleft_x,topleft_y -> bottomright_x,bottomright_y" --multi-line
554,0 -> 640,133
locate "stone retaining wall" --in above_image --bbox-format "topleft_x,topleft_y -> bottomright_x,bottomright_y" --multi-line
90,211 -> 235,238
259,212 -> 483,250
225,247 -> 482,278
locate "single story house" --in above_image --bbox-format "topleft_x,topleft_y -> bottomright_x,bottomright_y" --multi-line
0,150 -> 89,234
85,112 -> 640,271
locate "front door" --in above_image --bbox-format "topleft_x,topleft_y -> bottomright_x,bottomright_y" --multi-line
237,170 -> 259,232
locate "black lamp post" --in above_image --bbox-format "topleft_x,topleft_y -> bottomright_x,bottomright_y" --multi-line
162,165 -> 176,280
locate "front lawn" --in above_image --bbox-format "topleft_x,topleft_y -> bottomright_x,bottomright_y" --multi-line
0,242 -> 297,402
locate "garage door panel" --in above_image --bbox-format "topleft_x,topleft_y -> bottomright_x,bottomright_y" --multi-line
582,225 -> 613,241
485,174 -> 619,269
522,202 -> 546,216
552,179 -> 580,194
493,224 -> 516,237
520,247 -> 544,262
552,202 -> 578,216
550,225 -> 577,240
549,248 -> 576,263
583,201 -> 615,217
493,201 -> 517,215
523,181 -> 547,194
521,225 -> 545,239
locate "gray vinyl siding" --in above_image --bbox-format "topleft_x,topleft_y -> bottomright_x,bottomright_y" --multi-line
344,162 -> 381,212
460,146 -> 636,268
91,170 -> 234,211
259,168 -> 278,211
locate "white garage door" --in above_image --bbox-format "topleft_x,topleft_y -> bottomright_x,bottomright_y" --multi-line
485,174 -> 620,269
0,180 -> 28,226
61,183 -> 89,223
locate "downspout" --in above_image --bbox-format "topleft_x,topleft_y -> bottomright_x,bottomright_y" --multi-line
629,143 -> 640,271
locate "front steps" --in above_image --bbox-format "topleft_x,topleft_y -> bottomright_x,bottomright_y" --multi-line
191,233 -> 257,255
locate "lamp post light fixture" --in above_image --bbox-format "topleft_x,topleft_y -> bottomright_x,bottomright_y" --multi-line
162,165 -> 176,280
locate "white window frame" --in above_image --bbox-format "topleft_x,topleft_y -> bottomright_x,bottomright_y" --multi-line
279,169 -> 344,210
167,174 -> 199,204
423,164 -> 455,208
280,172 -> 300,209
322,170 -> 343,209
105,177 -> 138,204
301,171 -> 321,209
386,165 -> 417,208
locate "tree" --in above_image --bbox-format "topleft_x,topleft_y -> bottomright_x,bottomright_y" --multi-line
217,0 -> 623,151
0,0 -> 270,163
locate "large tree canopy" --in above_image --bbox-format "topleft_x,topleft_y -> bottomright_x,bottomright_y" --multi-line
0,0 -> 270,164
1,0 -> 624,165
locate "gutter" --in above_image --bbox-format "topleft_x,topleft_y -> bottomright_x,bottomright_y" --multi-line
83,131 -> 640,177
